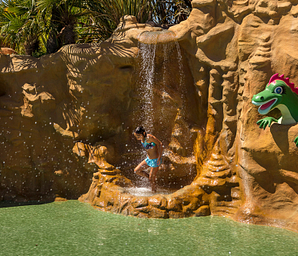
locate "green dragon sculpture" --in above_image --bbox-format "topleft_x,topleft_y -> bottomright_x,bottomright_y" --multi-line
252,73 -> 298,147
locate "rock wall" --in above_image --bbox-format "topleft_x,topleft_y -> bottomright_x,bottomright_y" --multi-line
2,0 -> 298,232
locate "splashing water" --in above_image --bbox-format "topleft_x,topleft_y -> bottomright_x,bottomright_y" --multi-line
125,186 -> 173,197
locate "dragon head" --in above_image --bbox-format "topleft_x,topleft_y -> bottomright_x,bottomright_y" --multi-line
252,74 -> 298,115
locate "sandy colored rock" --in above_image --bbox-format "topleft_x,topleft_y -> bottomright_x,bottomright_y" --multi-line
0,47 -> 17,55
2,0 -> 298,232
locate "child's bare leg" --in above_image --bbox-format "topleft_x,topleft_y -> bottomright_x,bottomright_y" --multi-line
134,160 -> 149,179
149,167 -> 159,192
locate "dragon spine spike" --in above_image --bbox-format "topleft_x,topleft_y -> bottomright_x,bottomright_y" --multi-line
268,73 -> 298,95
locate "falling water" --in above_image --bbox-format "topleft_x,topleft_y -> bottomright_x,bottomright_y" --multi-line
160,43 -> 170,125
137,43 -> 157,132
162,43 -> 169,85
136,41 -> 186,129
175,41 -> 186,110
132,40 -> 194,189
175,42 -> 184,86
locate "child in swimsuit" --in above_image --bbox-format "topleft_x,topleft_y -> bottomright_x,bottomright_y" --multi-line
133,126 -> 163,193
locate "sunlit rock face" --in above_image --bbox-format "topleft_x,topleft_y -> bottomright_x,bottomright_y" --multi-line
0,44 -> 138,201
2,0 -> 298,232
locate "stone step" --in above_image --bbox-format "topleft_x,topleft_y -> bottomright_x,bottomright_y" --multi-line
211,199 -> 242,216
204,168 -> 231,179
211,205 -> 239,216
205,163 -> 229,172
210,152 -> 224,161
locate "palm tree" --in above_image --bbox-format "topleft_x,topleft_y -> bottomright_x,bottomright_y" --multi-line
36,0 -> 89,53
77,0 -> 191,42
0,0 -> 192,55
153,0 -> 192,26
78,0 -> 154,43
0,0 -> 41,55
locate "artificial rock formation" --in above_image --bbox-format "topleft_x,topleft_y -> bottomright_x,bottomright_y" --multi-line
0,48 -> 17,55
2,0 -> 298,232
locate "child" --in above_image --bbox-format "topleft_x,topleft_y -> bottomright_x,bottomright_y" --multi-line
133,126 -> 163,192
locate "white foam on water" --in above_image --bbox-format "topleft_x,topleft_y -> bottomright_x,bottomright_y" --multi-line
125,187 -> 173,197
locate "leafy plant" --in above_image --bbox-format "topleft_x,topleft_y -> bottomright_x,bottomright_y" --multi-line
153,0 -> 192,26
0,0 -> 192,56
0,0 -> 42,55
78,0 -> 153,43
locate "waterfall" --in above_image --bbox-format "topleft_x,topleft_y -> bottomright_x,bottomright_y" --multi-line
136,43 -> 157,132
175,41 -> 186,111
131,40 -> 198,190
135,41 -> 186,132
176,42 -> 185,85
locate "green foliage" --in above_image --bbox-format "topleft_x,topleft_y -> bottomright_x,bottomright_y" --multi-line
0,0 -> 192,56
0,0 -> 42,55
153,0 -> 192,25
78,0 -> 153,43
36,0 -> 88,53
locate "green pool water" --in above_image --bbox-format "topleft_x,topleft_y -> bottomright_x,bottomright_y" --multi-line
1,201 -> 298,256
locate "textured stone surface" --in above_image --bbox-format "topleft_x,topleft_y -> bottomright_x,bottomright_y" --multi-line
0,48 -> 17,55
2,0 -> 298,232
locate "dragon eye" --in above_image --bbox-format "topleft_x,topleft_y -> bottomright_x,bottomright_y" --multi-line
274,86 -> 283,94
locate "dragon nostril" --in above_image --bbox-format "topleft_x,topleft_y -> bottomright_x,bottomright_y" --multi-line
260,96 -> 264,101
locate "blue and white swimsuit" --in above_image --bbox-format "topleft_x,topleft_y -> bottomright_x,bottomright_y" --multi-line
141,138 -> 162,168
141,138 -> 156,150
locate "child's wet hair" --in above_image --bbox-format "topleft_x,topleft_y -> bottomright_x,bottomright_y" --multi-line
134,126 -> 146,137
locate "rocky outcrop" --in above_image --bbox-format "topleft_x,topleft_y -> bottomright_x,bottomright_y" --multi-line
0,48 -> 17,55
2,0 -> 298,232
